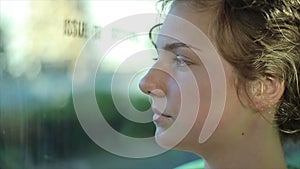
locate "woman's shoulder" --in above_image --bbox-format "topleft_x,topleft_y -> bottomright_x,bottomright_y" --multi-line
174,158 -> 300,169
174,159 -> 205,169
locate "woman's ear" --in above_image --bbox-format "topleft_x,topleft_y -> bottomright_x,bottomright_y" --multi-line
248,77 -> 285,111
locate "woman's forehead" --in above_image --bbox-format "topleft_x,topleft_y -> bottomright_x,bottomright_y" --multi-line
154,4 -> 216,52
167,2 -> 215,37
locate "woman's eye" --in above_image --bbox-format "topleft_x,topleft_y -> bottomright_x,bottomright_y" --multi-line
152,57 -> 158,61
174,55 -> 191,67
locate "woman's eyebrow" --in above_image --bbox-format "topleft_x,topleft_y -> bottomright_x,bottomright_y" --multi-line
164,42 -> 190,50
163,42 -> 201,51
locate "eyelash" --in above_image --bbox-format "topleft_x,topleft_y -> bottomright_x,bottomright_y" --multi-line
152,55 -> 192,67
174,55 -> 191,67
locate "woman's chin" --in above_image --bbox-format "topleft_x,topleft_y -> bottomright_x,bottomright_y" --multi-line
154,126 -> 202,152
154,127 -> 182,149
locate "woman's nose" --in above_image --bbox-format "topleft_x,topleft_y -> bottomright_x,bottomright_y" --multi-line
139,67 -> 167,96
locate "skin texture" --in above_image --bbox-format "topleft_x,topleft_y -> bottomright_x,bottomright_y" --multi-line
140,2 -> 288,169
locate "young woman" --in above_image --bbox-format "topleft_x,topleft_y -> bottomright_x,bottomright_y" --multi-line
139,0 -> 300,168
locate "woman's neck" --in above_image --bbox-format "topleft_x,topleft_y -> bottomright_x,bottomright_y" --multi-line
204,141 -> 286,169
199,115 -> 287,169
201,123 -> 287,169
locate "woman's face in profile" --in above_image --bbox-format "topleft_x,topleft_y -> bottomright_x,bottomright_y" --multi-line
140,2 -> 252,149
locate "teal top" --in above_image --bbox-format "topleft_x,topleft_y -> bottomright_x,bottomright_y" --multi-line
174,159 -> 205,169
174,159 -> 300,169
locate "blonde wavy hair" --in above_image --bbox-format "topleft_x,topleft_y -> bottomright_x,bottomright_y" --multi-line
157,0 -> 300,143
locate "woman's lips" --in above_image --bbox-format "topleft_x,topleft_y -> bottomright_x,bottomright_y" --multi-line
152,107 -> 173,122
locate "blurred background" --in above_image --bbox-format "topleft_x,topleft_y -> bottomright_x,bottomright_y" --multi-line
0,1 -> 299,169
0,0 -> 201,169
